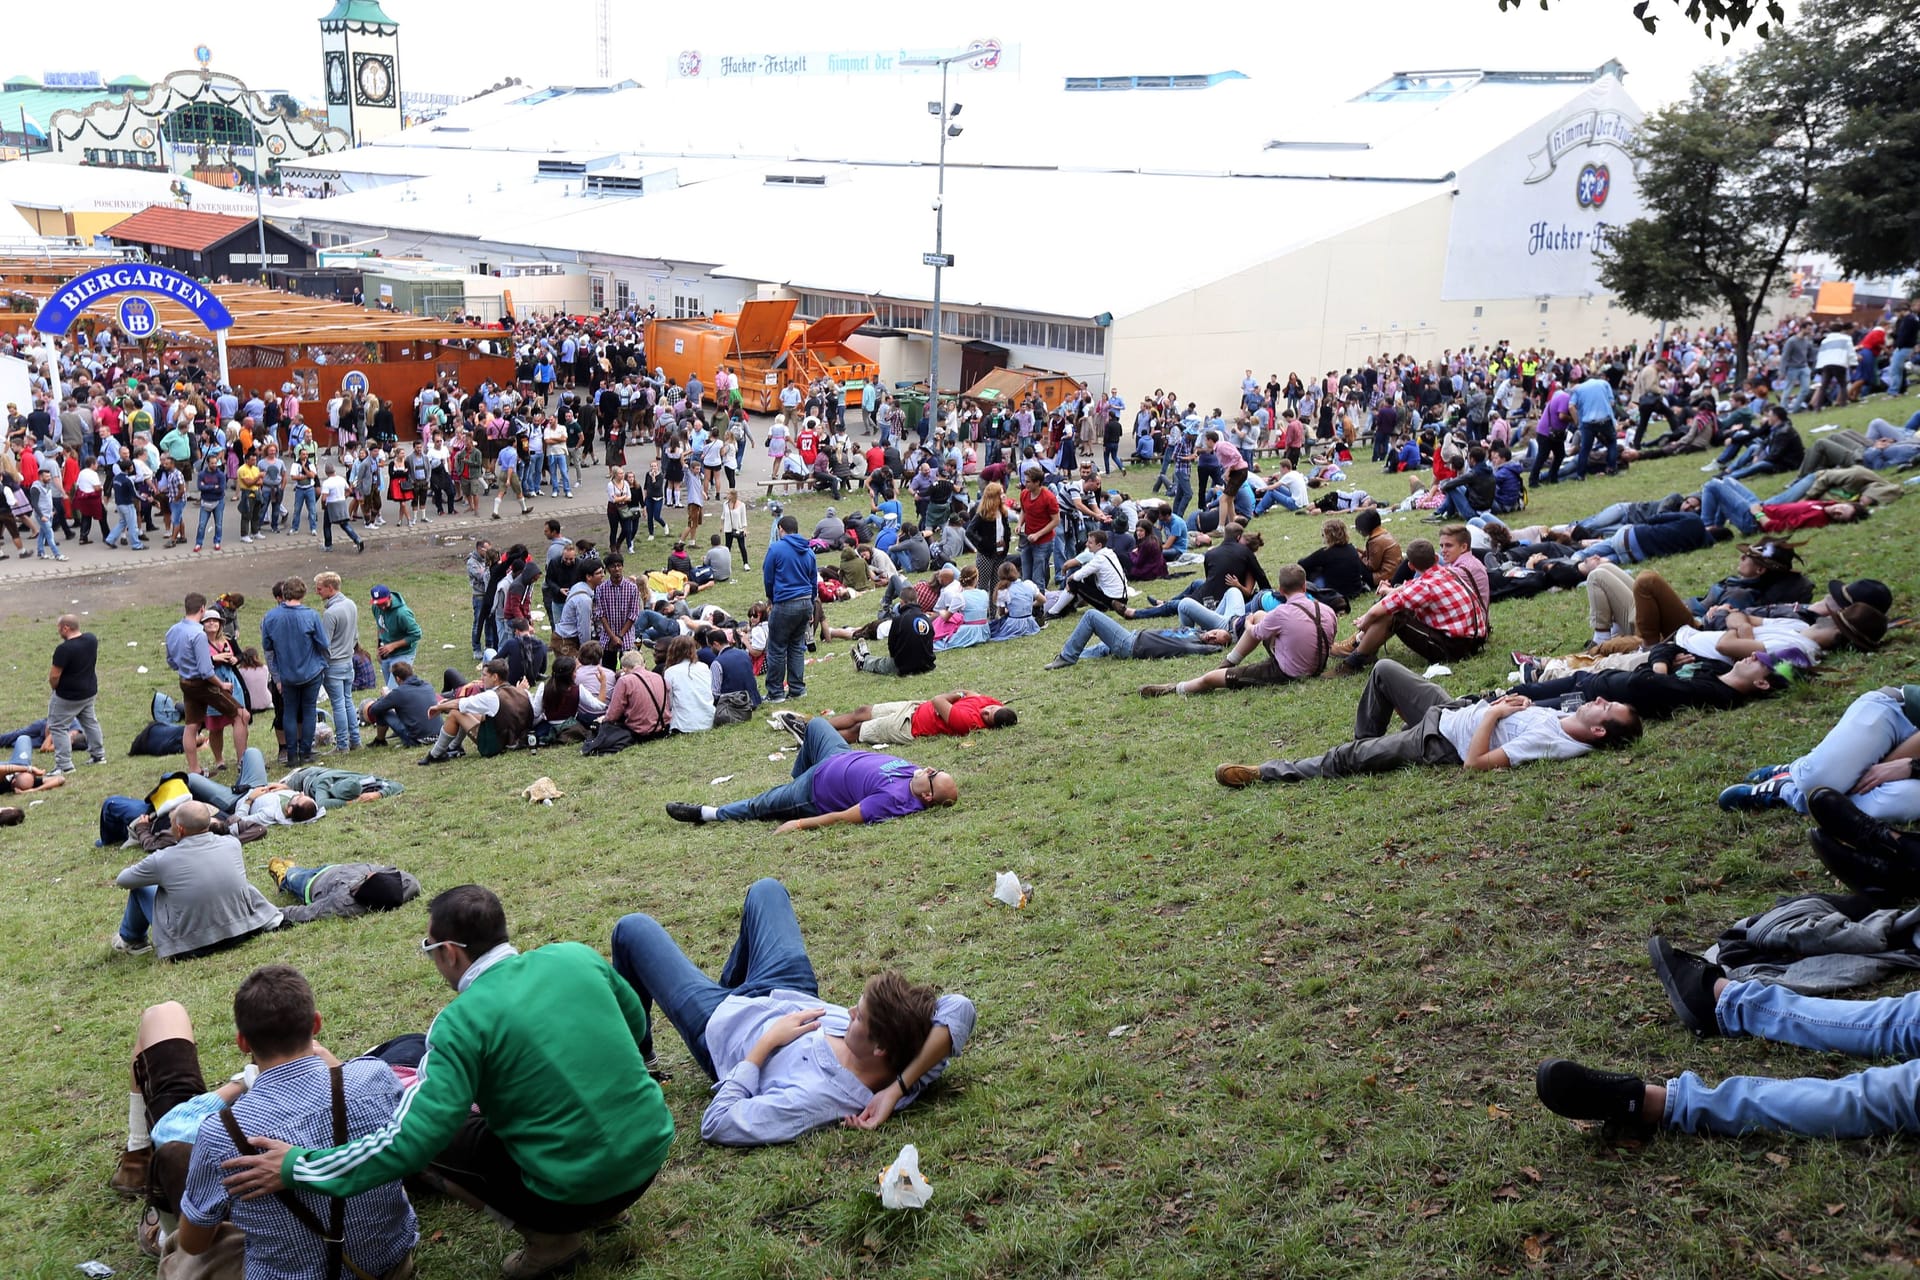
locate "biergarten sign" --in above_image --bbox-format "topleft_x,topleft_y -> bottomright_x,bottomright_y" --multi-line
35,264 -> 235,336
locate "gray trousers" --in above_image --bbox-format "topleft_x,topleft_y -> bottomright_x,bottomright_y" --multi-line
46,692 -> 103,771
1258,659 -> 1464,781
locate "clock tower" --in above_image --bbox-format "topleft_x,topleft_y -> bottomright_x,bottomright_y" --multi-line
319,0 -> 402,144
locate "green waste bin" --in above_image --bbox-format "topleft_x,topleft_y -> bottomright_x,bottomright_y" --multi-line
896,390 -> 927,438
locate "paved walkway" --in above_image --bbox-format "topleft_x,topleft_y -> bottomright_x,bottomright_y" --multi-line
0,446 -> 799,587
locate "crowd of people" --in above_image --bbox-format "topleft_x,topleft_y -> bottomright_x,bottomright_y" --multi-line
7,296 -> 1920,1279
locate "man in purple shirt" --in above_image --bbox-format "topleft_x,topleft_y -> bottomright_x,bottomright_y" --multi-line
1531,385 -> 1574,488
665,715 -> 956,832
610,878 -> 977,1145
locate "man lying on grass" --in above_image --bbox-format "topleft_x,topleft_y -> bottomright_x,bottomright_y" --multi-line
784,689 -> 1015,747
611,878 -> 976,1145
1214,658 -> 1642,786
1538,923 -> 1920,1141
666,713 -> 956,830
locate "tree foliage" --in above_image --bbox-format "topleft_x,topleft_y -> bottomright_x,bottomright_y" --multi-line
1596,31 -> 1843,383
1497,0 -> 1785,42
1801,0 -> 1920,277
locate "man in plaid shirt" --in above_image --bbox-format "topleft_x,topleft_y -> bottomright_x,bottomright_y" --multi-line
593,553 -> 644,659
1330,537 -> 1488,675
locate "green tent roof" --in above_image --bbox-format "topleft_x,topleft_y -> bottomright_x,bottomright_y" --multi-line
320,0 -> 398,24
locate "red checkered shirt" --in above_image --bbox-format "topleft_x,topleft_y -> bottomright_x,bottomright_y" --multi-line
1381,564 -> 1487,639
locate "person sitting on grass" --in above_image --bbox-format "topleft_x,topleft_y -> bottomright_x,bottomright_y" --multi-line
666,713 -> 956,831
1718,683 -> 1920,817
112,800 -> 283,960
218,886 -> 673,1280
1139,564 -> 1337,698
783,690 -> 1016,748
610,877 -> 978,1145
1536,933 -> 1920,1141
266,858 -> 421,925
108,974 -> 417,1273
360,660 -> 442,747
1326,534 -> 1488,676
416,659 -> 532,766
1213,658 -> 1641,787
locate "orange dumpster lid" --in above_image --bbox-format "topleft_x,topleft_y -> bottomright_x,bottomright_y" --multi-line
729,298 -> 799,356
802,312 -> 875,346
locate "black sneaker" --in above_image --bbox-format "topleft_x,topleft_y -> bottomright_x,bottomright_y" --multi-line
1535,1059 -> 1655,1136
1808,787 -> 1902,859
665,802 -> 705,824
1647,936 -> 1723,1037
416,751 -> 448,766
1044,657 -> 1075,670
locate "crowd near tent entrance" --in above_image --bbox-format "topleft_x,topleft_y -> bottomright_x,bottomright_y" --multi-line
32,262 -> 236,399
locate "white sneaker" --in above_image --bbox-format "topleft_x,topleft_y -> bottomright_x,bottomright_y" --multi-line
241,535 -> 254,543
111,934 -> 152,956
1699,463 -> 1718,473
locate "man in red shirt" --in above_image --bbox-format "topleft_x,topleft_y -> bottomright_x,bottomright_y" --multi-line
1012,466 -> 1060,587
864,443 -> 887,476
783,691 -> 1016,747
796,422 -> 820,465
1330,537 -> 1488,675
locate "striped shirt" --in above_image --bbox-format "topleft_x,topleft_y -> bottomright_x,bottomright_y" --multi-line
182,1056 -> 416,1280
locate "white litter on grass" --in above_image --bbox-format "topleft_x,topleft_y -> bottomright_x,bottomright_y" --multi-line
126,641 -> 138,647
767,752 -> 784,762
1108,1024 -> 1132,1038
710,775 -> 734,786
442,643 -> 456,649
1506,670 -> 1523,684
136,666 -> 148,674
877,1144 -> 934,1210
29,799 -> 44,807
992,871 -> 1031,908
1811,423 -> 1840,434
1422,664 -> 1453,679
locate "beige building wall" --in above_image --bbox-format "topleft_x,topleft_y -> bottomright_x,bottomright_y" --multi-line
1110,193 -> 1648,411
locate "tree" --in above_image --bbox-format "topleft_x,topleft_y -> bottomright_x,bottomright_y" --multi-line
1497,0 -> 1785,41
1595,31 -> 1845,385
1801,0 -> 1920,278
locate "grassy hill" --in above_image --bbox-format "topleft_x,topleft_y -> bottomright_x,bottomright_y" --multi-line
1,397 -> 1914,1279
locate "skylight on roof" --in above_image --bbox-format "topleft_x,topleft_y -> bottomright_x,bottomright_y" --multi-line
1354,72 -> 1482,103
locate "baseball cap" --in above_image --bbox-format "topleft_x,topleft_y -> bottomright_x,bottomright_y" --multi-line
370,585 -> 392,603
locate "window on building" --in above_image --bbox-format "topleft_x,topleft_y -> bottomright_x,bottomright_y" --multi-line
615,280 -> 630,309
1539,302 -> 1550,314
673,294 -> 702,318
1472,306 -> 1484,318
589,276 -> 606,309
941,310 -> 990,340
1046,323 -> 1106,357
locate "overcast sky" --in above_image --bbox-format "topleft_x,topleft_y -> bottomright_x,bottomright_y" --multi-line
11,0 -> 1776,111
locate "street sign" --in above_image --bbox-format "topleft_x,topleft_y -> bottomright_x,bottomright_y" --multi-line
922,252 -> 954,268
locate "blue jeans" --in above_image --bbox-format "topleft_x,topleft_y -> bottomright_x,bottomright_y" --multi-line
1664,981 -> 1920,1137
546,452 -> 572,495
470,593 -> 493,655
107,502 -> 145,549
33,519 -> 56,556
1176,589 -> 1243,631
715,718 -> 851,822
289,487 -> 317,533
278,865 -> 322,900
1779,690 -> 1920,821
324,510 -> 362,550
1570,420 -> 1618,479
522,454 -> 542,494
184,747 -> 271,812
1576,502 -> 1637,535
1170,472 -> 1193,518
1254,487 -> 1303,515
1727,459 -> 1779,482
1020,540 -> 1055,591
1764,472 -> 1819,505
1889,348 -> 1913,397
280,678 -> 323,759
1057,609 -> 1138,662
1781,364 -> 1811,410
194,500 -> 225,547
1442,489 -> 1486,521
168,497 -> 187,533
764,598 -> 812,700
10,734 -> 33,766
636,610 -> 680,645
1580,527 -> 1643,564
1699,477 -> 1761,535
325,659 -> 358,748
120,885 -> 159,947
610,878 -> 819,1080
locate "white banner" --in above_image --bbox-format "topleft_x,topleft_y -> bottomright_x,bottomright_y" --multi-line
670,40 -> 1015,82
1441,81 -> 1646,301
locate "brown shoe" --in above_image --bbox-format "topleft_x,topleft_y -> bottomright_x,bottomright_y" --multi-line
500,1229 -> 589,1280
1328,637 -> 1356,660
137,1206 -> 162,1258
1327,660 -> 1368,677
1215,763 -> 1260,789
110,1146 -> 150,1199
1139,683 -> 1176,698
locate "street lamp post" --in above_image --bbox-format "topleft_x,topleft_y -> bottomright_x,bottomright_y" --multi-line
900,50 -> 978,430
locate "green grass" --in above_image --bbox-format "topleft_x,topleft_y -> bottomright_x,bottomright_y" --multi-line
2,399 -> 1917,1279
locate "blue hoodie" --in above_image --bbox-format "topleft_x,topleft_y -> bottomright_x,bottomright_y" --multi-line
762,531 -> 818,604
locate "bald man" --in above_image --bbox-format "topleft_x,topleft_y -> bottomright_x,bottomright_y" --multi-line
112,801 -> 282,960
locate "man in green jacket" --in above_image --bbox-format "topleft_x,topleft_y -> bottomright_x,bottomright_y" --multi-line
219,885 -> 673,1279
369,585 -> 421,691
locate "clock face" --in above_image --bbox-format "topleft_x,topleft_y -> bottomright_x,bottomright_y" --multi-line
353,53 -> 394,107
325,52 -> 347,104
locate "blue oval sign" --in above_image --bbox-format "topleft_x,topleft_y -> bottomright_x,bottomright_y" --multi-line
34,264 -> 234,336
118,295 -> 158,338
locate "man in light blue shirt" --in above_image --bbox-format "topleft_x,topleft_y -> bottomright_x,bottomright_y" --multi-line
166,592 -> 248,777
611,879 -> 976,1146
1567,373 -> 1621,482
